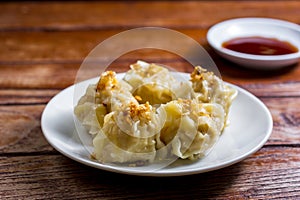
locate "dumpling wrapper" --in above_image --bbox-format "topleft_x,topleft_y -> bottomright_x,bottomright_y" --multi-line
156,99 -> 225,160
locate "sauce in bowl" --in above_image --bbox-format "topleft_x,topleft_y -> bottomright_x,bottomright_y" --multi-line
222,36 -> 298,56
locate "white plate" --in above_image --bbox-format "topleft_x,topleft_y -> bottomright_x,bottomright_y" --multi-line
207,17 -> 300,69
41,73 -> 273,176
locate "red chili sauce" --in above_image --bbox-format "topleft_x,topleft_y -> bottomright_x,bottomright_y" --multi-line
222,36 -> 298,56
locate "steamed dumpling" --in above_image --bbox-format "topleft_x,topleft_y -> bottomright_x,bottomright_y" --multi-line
156,99 -> 225,160
95,71 -> 136,112
93,113 -> 156,164
191,66 -> 237,128
93,101 -> 163,164
74,71 -> 136,135
124,61 -> 192,104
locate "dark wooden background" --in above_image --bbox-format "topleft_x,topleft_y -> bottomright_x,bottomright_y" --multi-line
0,1 -> 299,199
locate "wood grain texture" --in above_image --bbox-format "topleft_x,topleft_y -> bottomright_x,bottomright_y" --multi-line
0,30 -> 206,63
0,105 -> 53,153
1,1 -> 299,199
0,147 -> 299,199
1,29 -> 300,93
262,98 -> 300,145
0,1 -> 299,30
0,89 -> 58,105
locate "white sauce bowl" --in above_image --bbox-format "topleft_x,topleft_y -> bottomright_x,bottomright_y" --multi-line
207,18 -> 300,69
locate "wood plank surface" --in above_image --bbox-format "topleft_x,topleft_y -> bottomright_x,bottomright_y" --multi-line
0,1 -> 299,30
0,105 -> 51,152
0,147 -> 299,199
0,29 -> 207,63
0,89 -> 58,105
1,1 -> 299,199
1,29 -> 300,93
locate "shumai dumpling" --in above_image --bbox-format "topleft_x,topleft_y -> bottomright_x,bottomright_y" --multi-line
74,84 -> 102,135
156,99 -> 225,160
190,66 -> 237,128
95,71 -> 135,112
123,61 -> 192,104
93,101 -> 163,164
74,71 -> 135,135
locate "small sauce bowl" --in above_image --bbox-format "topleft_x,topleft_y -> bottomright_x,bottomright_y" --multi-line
207,18 -> 300,69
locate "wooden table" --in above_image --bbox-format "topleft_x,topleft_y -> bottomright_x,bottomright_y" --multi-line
1,1 -> 300,199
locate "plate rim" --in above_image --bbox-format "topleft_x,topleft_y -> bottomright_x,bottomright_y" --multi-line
41,73 -> 273,177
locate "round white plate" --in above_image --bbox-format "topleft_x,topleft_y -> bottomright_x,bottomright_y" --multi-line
41,73 -> 273,176
207,17 -> 300,69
